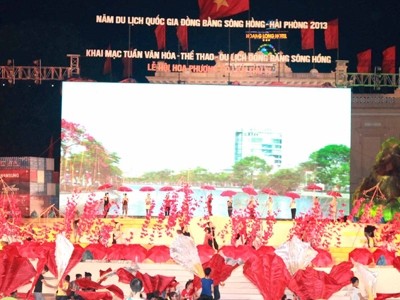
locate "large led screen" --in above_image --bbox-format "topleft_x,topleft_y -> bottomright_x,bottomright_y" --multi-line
60,82 -> 351,219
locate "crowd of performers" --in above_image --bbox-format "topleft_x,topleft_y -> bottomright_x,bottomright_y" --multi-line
1,183 -> 400,299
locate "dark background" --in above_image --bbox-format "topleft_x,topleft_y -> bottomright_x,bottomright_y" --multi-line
0,0 -> 399,170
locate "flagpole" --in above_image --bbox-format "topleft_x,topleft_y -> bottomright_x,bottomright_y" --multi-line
228,27 -> 232,85
128,25 -> 132,78
337,18 -> 340,60
248,9 -> 251,52
177,36 -> 181,84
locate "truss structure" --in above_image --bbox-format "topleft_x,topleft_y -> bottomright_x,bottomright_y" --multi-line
0,54 -> 80,84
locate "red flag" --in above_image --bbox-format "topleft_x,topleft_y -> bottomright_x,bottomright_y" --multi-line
198,0 -> 249,20
382,46 -> 396,73
357,49 -> 372,73
301,26 -> 314,50
122,50 -> 133,78
155,24 -> 166,50
103,45 -> 112,75
324,19 -> 339,50
177,26 -> 188,51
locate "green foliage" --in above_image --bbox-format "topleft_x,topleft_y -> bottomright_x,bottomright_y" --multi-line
309,144 -> 350,188
232,156 -> 272,186
264,168 -> 303,194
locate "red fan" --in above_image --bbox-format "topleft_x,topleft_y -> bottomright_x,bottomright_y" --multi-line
146,245 -> 171,263
256,245 -> 276,256
312,248 -> 333,267
348,248 -> 374,265
243,253 -> 290,300
373,248 -> 395,265
202,254 -> 239,285
84,243 -> 108,260
135,272 -> 175,294
219,245 -> 257,263
393,256 -> 400,272
196,244 -> 216,264
289,266 -> 348,300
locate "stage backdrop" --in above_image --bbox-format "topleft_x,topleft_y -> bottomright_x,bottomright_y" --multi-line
60,82 -> 351,218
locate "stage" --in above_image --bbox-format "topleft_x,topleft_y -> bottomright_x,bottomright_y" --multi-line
2,217 -> 400,299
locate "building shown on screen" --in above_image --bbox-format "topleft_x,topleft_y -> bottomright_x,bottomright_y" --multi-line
234,129 -> 283,169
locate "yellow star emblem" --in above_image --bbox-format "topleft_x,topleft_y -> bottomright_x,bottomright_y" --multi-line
213,0 -> 229,11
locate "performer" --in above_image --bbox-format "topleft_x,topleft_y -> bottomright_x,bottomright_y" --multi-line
329,196 -> 337,221
122,193 -> 129,217
364,224 -> 377,248
164,193 -> 171,216
227,196 -> 233,217
206,193 -> 213,216
103,192 -> 110,218
267,196 -> 273,216
73,208 -> 80,243
290,198 -> 296,220
247,196 -> 257,218
204,221 -> 219,250
145,193 -> 152,216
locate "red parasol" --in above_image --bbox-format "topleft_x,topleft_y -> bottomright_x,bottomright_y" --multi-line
306,183 -> 323,191
261,187 -> 278,195
220,190 -> 237,197
139,186 -> 155,192
159,186 -> 175,192
201,184 -> 215,190
117,186 -> 132,192
146,245 -> 171,263
98,183 -> 113,190
327,190 -> 342,198
348,248 -> 374,265
242,186 -> 258,196
285,191 -> 301,199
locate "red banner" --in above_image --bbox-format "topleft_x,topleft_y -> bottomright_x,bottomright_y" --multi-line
324,19 -> 339,50
357,49 -> 372,73
301,26 -> 314,50
382,46 -> 396,73
155,24 -> 166,50
198,0 -> 249,20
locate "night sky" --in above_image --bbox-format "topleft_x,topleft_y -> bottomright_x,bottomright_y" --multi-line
0,0 -> 399,170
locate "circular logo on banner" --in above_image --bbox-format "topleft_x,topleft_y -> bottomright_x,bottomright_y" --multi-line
257,43 -> 277,55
